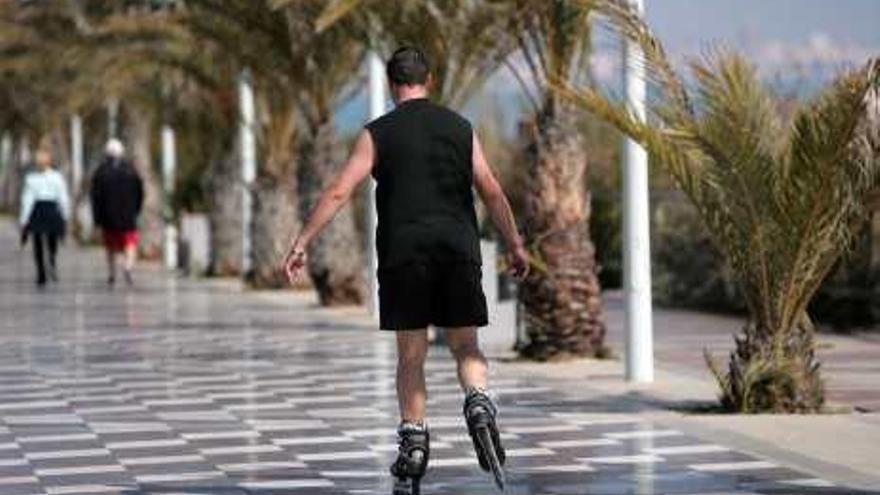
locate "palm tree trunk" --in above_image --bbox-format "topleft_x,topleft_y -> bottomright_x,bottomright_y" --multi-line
297,121 -> 366,306
249,170 -> 299,288
206,147 -> 243,276
518,105 -> 607,360
124,110 -> 163,260
711,315 -> 824,413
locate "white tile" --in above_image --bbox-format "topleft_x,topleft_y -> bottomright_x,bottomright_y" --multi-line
431,457 -> 478,468
3,414 -> 83,425
297,451 -> 379,462
342,427 -> 394,437
19,433 -> 98,443
306,407 -> 387,419
319,470 -> 385,478
200,444 -> 282,455
286,396 -> 356,405
77,405 -> 147,415
604,429 -> 682,439
36,465 -> 126,476
224,402 -> 291,411
205,391 -> 275,400
644,444 -> 729,455
540,438 -> 619,449
505,425 -> 581,434
272,436 -> 352,446
0,475 -> 37,485
106,439 -> 187,450
512,464 -> 596,473
579,454 -> 664,464
135,471 -> 225,483
181,430 -> 260,441
26,448 -> 111,460
239,479 -> 334,489
157,411 -> 237,421
689,460 -> 779,472
142,397 -> 214,407
119,454 -> 205,466
45,484 -> 127,494
781,478 -> 835,488
217,461 -> 307,472
89,422 -> 171,434
247,419 -> 328,431
506,447 -> 555,457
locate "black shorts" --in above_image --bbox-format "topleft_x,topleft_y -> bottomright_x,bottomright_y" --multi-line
378,262 -> 488,331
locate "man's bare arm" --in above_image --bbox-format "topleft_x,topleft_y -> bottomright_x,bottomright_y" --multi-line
283,130 -> 374,282
472,132 -> 529,278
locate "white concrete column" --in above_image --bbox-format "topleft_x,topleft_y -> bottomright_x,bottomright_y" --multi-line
161,124 -> 178,270
366,52 -> 386,317
0,132 -> 11,176
239,74 -> 257,274
622,0 -> 654,383
70,115 -> 83,198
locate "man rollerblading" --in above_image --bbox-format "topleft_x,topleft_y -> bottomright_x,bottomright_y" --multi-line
283,46 -> 528,492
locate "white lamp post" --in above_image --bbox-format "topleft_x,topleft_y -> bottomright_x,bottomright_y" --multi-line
161,124 -> 178,270
622,0 -> 654,383
239,73 -> 257,274
366,51 -> 386,317
70,115 -> 83,199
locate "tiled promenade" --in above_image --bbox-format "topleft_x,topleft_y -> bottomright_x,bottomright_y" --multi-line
0,221 -> 875,495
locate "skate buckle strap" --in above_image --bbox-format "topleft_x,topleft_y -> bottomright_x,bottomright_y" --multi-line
464,389 -> 498,419
390,424 -> 430,479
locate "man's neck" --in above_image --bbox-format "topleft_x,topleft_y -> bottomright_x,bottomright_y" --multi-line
395,88 -> 429,105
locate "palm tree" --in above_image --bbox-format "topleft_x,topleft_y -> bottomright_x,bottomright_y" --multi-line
502,0 -> 608,360
180,1 -> 368,299
557,0 -> 880,412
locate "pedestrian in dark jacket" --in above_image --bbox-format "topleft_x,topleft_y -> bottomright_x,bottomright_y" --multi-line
20,147 -> 69,286
90,138 -> 143,286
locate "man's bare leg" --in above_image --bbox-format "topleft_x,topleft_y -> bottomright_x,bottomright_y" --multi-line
444,327 -> 488,391
396,329 -> 429,423
106,249 -> 117,285
392,330 -> 430,494
446,327 -> 505,486
123,244 -> 137,285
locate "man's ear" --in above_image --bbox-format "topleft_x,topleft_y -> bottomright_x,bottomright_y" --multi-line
425,73 -> 434,91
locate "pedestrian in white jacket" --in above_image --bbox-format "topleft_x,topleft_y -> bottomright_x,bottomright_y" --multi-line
20,148 -> 69,286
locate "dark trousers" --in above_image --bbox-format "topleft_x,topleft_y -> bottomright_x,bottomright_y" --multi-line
32,233 -> 58,283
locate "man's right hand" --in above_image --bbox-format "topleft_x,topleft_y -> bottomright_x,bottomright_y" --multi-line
509,244 -> 530,280
282,240 -> 308,285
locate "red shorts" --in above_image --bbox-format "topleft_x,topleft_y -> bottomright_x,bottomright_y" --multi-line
103,230 -> 139,252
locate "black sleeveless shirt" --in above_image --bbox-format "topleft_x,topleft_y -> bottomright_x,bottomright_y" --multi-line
365,98 -> 480,269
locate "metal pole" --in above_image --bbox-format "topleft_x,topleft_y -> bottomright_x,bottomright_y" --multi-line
239,73 -> 257,274
161,124 -> 178,270
622,0 -> 654,383
366,52 -> 386,317
70,115 -> 83,199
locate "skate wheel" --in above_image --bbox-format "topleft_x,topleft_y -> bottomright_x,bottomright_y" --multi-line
476,426 -> 506,491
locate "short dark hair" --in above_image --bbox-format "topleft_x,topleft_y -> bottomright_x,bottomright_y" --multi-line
386,46 -> 430,86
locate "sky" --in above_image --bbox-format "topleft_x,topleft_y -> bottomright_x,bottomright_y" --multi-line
641,0 -> 879,80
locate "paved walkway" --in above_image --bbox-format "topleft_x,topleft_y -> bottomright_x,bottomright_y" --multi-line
1,220 -> 878,495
